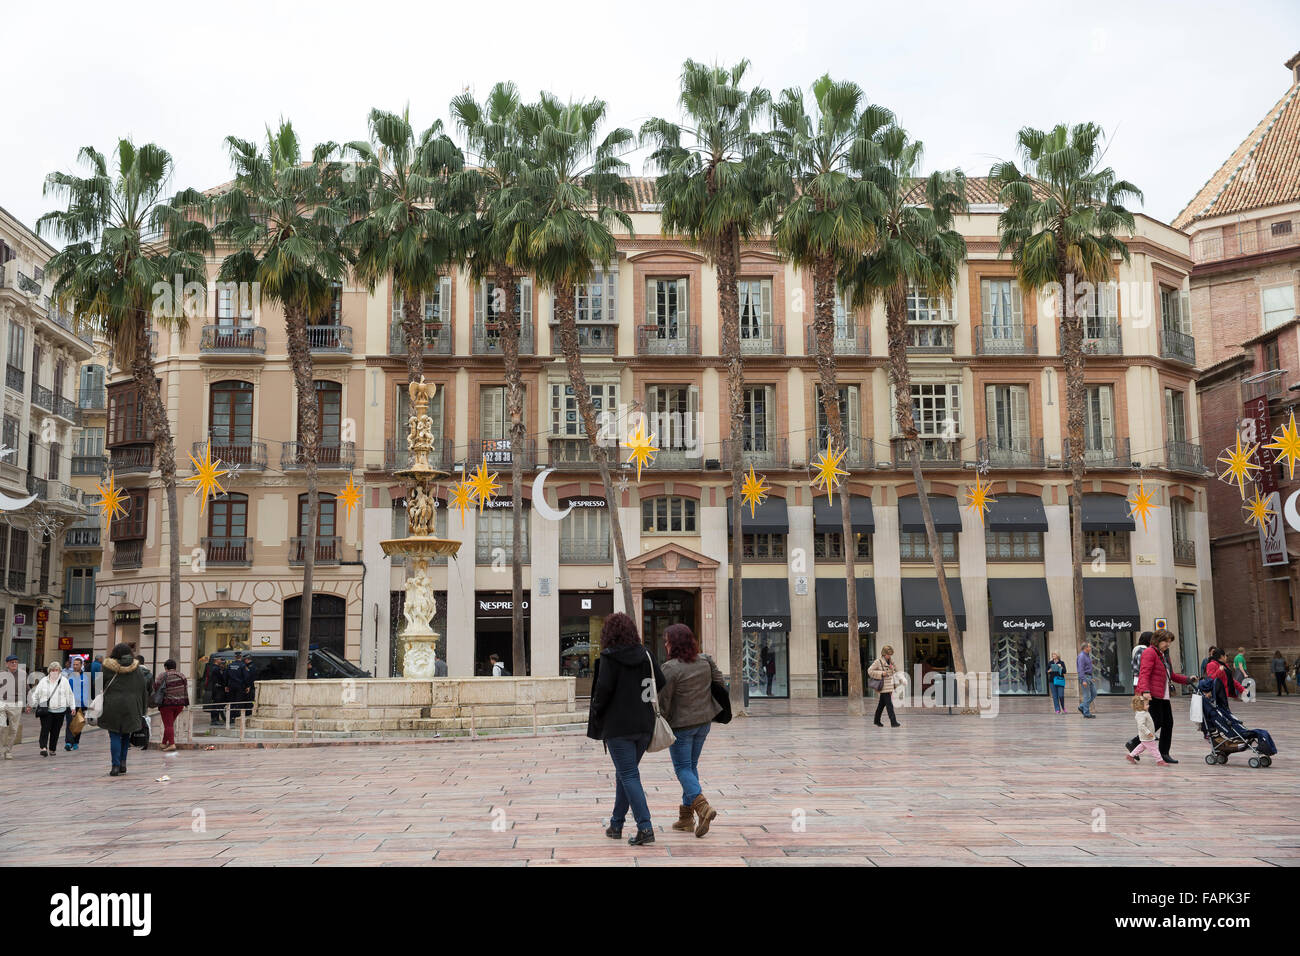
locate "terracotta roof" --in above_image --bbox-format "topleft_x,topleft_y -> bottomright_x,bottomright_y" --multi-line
1174,60 -> 1300,229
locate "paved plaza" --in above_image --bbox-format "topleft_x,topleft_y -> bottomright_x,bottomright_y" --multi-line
1,698 -> 1297,866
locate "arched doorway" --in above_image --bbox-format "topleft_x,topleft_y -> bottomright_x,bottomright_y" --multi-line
283,594 -> 346,657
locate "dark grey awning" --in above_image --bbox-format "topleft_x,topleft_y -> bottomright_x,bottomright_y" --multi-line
814,495 -> 874,533
898,496 -> 962,533
988,578 -> 1053,631
727,497 -> 789,534
1081,493 -> 1135,532
901,578 -> 967,631
814,578 -> 878,632
740,578 -> 791,631
986,494 -> 1048,532
1083,578 -> 1140,631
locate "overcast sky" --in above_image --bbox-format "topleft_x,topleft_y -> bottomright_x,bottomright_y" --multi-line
3,0 -> 1297,241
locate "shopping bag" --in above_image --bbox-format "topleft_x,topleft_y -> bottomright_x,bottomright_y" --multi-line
1189,693 -> 1202,723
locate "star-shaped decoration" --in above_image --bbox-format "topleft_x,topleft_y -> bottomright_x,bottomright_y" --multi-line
1127,479 -> 1157,533
740,465 -> 770,519
467,462 -> 500,513
33,511 -> 67,539
1264,411 -> 1300,481
616,473 -> 630,495
964,473 -> 997,527
94,472 -> 129,525
1216,432 -> 1261,500
182,443 -> 229,516
976,456 -> 991,476
1244,489 -> 1275,531
450,480 -> 476,526
337,474 -> 363,520
810,442 -> 850,504
623,418 -> 657,482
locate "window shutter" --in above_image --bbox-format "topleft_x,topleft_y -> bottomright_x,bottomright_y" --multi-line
1164,389 -> 1176,443
677,278 -> 688,328
980,280 -> 991,324
688,385 -> 699,449
765,385 -> 776,448
440,276 -> 452,322
985,385 -> 1000,443
1099,386 -> 1114,442
606,269 -> 617,323
761,280 -> 773,333
1011,386 -> 1030,446
550,384 -> 561,435
846,386 -> 860,446
475,281 -> 485,326
393,286 -> 403,325
1010,285 -> 1023,325
482,387 -> 502,439
646,280 -> 657,329
1179,290 -> 1190,334
520,278 -> 533,327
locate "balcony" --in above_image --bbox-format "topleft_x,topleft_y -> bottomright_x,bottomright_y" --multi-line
113,539 -> 144,570
65,525 -> 101,548
1073,320 -> 1123,355
739,326 -> 785,356
383,437 -> 454,473
560,538 -> 612,564
977,436 -> 1045,469
31,382 -> 53,413
54,394 -> 78,422
891,437 -> 963,469
6,569 -> 25,591
202,536 -> 253,566
547,437 -> 605,470
1160,328 -> 1196,365
1166,440 -> 1205,475
199,324 -> 267,355
193,438 -> 268,471
72,455 -> 107,477
389,322 -> 453,356
289,536 -> 340,566
60,603 -> 95,625
25,475 -> 47,498
472,438 -> 537,471
473,324 -> 535,356
637,324 -> 699,356
906,323 -> 956,354
110,446 -> 153,474
1192,221 -> 1300,265
5,364 -> 24,392
651,446 -> 704,470
720,437 -> 789,470
1062,437 -> 1132,470
806,434 -> 872,470
50,480 -> 84,510
975,323 -> 1037,355
476,538 -> 530,565
307,324 -> 352,355
806,326 -> 870,356
550,322 -> 618,355
77,387 -> 107,411
281,441 -> 356,471
1174,537 -> 1196,566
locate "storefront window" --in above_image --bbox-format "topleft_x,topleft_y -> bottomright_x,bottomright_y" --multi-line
745,631 -> 789,699
817,631 -> 872,697
1088,630 -> 1134,694
196,608 -> 251,679
560,591 -> 612,696
990,631 -> 1046,694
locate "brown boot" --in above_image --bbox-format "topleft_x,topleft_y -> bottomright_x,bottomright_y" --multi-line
671,805 -> 694,831
691,795 -> 718,837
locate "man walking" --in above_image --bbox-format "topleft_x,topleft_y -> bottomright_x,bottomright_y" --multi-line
1076,642 -> 1097,718
1,656 -> 23,759
64,657 -> 93,751
240,654 -> 257,717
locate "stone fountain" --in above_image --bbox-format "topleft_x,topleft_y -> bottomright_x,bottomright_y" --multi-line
380,379 -> 462,678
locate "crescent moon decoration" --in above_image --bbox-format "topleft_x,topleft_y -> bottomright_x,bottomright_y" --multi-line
0,491 -> 38,512
1264,411 -> 1300,481
1126,479 -> 1157,533
1285,488 -> 1300,534
1244,490 -> 1276,531
531,468 -> 574,522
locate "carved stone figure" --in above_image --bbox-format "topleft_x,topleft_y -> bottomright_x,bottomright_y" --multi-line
407,484 -> 435,536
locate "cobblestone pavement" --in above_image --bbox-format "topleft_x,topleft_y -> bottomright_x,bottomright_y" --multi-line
1,698 -> 1296,866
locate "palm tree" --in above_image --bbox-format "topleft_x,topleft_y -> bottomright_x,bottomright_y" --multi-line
451,82 -> 533,672
991,124 -> 1141,654
767,77 -> 892,714
641,58 -> 774,711
39,141 -> 212,664
841,126 -> 970,671
213,121 -> 349,680
519,93 -> 637,624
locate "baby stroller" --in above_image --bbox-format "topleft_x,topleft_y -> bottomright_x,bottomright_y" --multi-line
1197,678 -> 1278,768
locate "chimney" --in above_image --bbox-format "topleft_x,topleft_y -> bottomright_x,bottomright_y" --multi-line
1288,50 -> 1300,85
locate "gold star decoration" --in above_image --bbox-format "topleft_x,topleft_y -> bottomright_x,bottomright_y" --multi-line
740,464 -> 770,519
810,442 -> 849,504
964,473 -> 997,527
1244,489 -> 1276,531
1127,479 -> 1157,533
1216,432 -> 1261,500
337,474 -> 363,520
94,471 -> 129,526
182,443 -> 230,516
450,480 -> 477,526
467,462 -> 500,513
623,417 -> 657,482
1264,411 -> 1300,481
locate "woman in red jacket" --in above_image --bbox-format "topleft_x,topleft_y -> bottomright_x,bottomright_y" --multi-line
1205,647 -> 1244,711
1136,628 -> 1195,763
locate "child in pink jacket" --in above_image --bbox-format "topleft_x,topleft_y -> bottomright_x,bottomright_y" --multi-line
1126,695 -> 1168,766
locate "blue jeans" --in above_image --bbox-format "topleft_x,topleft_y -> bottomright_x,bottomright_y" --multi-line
1050,682 -> 1065,711
607,734 -> 653,832
109,731 -> 131,768
1079,678 -> 1097,715
667,723 -> 711,805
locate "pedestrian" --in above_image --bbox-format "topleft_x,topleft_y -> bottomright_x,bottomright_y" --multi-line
1131,632 -> 1153,689
1271,651 -> 1289,696
64,657 -> 93,751
136,655 -> 153,693
1200,645 -> 1218,681
490,653 -> 508,677
1076,642 -> 1097,718
240,653 -> 257,716
1205,648 -> 1244,712
90,655 -> 103,677
27,662 -> 74,758
1134,628 -> 1195,764
153,659 -> 189,752
1047,651 -> 1067,714
434,653 -> 447,677
1233,647 -> 1249,685
586,611 -> 666,847
205,657 -> 229,724
1125,694 -> 1168,766
868,645 -> 902,727
1,656 -> 21,759
761,646 -> 775,697
224,657 -> 247,723
657,623 -> 722,838
99,642 -> 150,777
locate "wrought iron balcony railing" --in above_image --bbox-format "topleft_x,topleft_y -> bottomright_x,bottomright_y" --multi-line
978,436 -> 1045,469
5,364 -> 24,392
739,325 -> 785,355
805,325 -> 870,356
472,438 -> 537,470
1160,328 -> 1196,365
1061,437 -> 1132,470
110,446 -> 153,474
389,322 -> 453,356
31,383 -> 54,412
905,323 -> 956,354
550,322 -> 618,355
1166,440 -> 1204,475
194,438 -> 268,471
202,536 -> 253,566
560,538 -> 612,564
113,539 -> 143,570
1073,319 -> 1123,355
306,324 -> 352,353
72,455 -> 107,477
60,603 -> 95,624
649,447 -> 705,470
975,323 -> 1037,355
806,434 -> 872,470
200,324 -> 267,354
476,539 -> 530,565
472,324 -> 535,355
25,475 -> 47,498
383,437 -> 454,473
64,525 -> 101,548
891,437 -> 963,469
76,387 -> 107,410
280,441 -> 356,471
289,536 -> 340,565
54,394 -> 78,421
637,324 -> 699,356
1174,538 -> 1197,566
720,437 -> 789,470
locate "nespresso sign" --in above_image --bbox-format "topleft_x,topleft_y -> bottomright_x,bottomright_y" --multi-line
479,599 -> 530,613
562,497 -> 608,509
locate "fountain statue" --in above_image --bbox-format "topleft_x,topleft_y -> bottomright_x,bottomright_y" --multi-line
380,378 -> 462,677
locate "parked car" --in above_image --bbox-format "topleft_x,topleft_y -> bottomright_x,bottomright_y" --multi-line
198,648 -> 370,703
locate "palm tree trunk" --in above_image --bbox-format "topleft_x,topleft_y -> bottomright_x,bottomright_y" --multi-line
885,284 -> 966,674
717,226 -> 748,715
813,255 -> 863,714
1059,266 -> 1087,658
402,286 -> 424,384
285,305 -> 318,681
497,266 -> 527,675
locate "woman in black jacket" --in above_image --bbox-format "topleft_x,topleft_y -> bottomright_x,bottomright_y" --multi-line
586,612 -> 666,847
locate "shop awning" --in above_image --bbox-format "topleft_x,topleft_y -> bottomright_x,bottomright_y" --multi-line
898,496 -> 962,533
901,578 -> 967,632
740,578 -> 791,631
1083,578 -> 1141,631
814,578 -> 879,632
986,495 -> 1048,532
813,495 -> 874,533
1081,493 -> 1135,532
727,497 -> 789,534
988,578 -> 1053,631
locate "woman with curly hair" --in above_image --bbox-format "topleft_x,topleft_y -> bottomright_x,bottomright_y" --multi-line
658,623 -> 723,837
586,612 -> 667,846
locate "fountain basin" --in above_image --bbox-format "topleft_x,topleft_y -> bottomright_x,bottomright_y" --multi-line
381,536 -> 462,559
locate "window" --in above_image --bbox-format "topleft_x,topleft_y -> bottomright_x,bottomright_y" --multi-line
1271,220 -> 1293,237
743,386 -> 775,452
984,385 -> 1030,451
551,382 -> 617,437
1085,530 -> 1130,561
210,381 -> 254,444
31,345 -> 42,387
7,528 -> 28,590
215,282 -> 255,324
7,323 -> 25,369
54,359 -> 66,400
312,282 -> 343,326
641,496 -> 697,534
1264,339 -> 1281,372
814,531 -> 872,561
833,288 -> 855,336
646,278 -> 688,336
899,530 -> 956,562
66,567 -> 95,607
1171,498 -> 1194,564
1084,385 -> 1115,452
908,283 -> 953,323
75,427 -> 104,457
985,529 -> 1043,561
814,386 -> 860,447
560,507 -> 610,562
1077,282 -> 1118,336
905,383 -> 962,437
209,493 -> 248,541
2,415 -> 17,452
477,507 -> 530,563
741,533 -> 786,560
574,269 -> 617,323
393,276 -> 452,326
107,386 -> 148,444
112,490 -> 149,540
1263,285 -> 1296,331
480,385 -> 511,440
1164,388 -> 1187,443
47,441 -> 60,481
476,277 -> 533,333
738,279 -> 773,339
395,384 -> 444,442
1160,287 -> 1187,333
646,385 -> 698,451
297,493 -> 337,539
308,381 -> 342,446
980,279 -> 1021,330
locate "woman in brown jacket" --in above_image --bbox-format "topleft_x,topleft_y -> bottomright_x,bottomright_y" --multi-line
868,644 -> 901,728
657,624 -> 723,837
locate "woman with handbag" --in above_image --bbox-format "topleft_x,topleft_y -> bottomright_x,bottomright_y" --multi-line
1047,651 -> 1068,714
98,643 -> 150,777
153,659 -> 189,752
27,662 -> 75,757
867,645 -> 900,728
586,612 -> 668,847
658,624 -> 723,838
